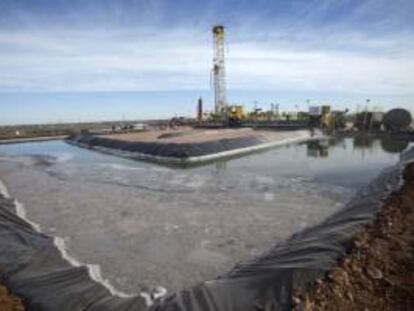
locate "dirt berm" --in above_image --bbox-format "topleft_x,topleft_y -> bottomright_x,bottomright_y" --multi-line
293,162 -> 414,310
0,281 -> 24,311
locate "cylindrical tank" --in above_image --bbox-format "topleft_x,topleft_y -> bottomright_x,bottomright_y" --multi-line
382,108 -> 412,132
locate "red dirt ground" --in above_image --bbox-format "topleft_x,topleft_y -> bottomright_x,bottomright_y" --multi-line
293,163 -> 414,310
0,282 -> 24,311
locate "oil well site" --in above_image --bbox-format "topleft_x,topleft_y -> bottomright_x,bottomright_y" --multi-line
0,18 -> 414,311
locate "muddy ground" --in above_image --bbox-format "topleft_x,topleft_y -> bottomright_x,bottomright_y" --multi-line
294,162 -> 414,310
0,282 -> 24,311
104,128 -> 309,144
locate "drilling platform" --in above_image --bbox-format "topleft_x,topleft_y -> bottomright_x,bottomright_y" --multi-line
212,25 -> 227,121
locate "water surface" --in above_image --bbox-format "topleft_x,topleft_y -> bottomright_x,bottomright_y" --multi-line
0,135 -> 409,293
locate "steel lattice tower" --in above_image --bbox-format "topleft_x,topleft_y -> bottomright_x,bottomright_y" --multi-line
212,25 -> 227,120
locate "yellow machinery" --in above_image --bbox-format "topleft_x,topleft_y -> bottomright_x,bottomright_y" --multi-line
227,105 -> 246,125
320,105 -> 333,129
247,109 -> 272,122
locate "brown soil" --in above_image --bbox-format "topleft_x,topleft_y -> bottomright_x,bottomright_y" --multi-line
105,128 -> 256,143
104,128 -> 307,144
0,282 -> 24,311
294,163 -> 414,310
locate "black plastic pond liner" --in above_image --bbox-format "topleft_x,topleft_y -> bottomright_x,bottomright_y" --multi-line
0,195 -> 148,311
69,134 -> 264,158
0,147 -> 413,311
155,154 -> 409,311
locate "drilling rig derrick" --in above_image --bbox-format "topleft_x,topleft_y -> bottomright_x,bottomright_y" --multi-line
212,25 -> 227,122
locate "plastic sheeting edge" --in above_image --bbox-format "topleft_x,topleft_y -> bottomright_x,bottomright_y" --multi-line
0,146 -> 413,311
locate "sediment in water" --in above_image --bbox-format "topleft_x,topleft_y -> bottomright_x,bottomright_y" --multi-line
0,146 -> 413,310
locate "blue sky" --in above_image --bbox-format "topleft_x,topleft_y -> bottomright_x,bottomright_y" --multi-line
0,0 -> 413,125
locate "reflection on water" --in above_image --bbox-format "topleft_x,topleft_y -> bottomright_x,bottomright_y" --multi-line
380,136 -> 410,154
0,135 -> 411,293
307,139 -> 331,158
306,134 -> 411,159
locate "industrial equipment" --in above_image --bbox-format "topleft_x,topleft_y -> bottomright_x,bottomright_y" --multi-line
354,111 -> 384,131
212,25 -> 227,121
331,110 -> 348,129
227,105 -> 246,126
308,105 -> 333,129
203,26 -> 338,130
197,97 -> 203,123
320,105 -> 332,129
382,108 -> 412,132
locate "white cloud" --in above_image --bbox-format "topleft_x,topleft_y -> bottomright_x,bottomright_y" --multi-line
227,43 -> 414,94
0,26 -> 413,97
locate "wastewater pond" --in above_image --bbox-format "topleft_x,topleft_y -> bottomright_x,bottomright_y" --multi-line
0,135 -> 410,294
